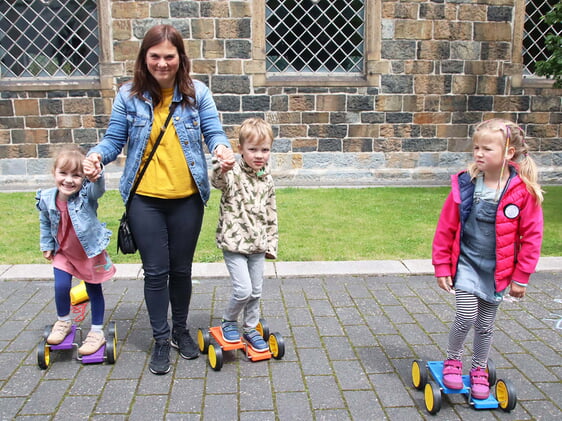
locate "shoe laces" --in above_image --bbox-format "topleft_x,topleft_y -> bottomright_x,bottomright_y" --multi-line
83,331 -> 103,344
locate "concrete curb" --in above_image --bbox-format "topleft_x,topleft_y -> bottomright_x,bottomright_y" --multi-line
1,256 -> 561,281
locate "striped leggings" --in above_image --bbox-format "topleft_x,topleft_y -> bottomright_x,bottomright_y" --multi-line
447,289 -> 500,369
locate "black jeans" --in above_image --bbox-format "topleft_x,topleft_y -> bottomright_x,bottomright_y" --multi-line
128,194 -> 204,340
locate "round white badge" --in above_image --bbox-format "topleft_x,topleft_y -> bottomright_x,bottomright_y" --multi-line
504,204 -> 520,219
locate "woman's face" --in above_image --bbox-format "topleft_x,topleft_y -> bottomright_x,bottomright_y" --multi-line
145,40 -> 180,89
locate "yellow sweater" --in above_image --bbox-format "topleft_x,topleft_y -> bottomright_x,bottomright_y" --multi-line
136,89 -> 198,199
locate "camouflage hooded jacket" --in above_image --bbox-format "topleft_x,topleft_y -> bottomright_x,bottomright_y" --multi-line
211,158 -> 278,258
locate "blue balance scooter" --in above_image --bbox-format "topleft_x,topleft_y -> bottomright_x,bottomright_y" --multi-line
411,359 -> 517,414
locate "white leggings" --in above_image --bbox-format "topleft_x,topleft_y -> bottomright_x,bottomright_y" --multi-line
447,289 -> 500,369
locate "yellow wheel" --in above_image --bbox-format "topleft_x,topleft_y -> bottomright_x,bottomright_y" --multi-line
411,360 -> 428,390
424,381 -> 441,415
256,318 -> 270,341
496,379 -> 517,412
197,328 -> 210,354
269,332 -> 285,359
37,338 -> 50,370
208,343 -> 223,371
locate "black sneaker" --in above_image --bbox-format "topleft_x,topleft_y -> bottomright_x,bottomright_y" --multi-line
149,339 -> 171,375
171,328 -> 199,360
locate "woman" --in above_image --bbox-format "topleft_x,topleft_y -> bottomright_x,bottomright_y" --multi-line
85,24 -> 234,375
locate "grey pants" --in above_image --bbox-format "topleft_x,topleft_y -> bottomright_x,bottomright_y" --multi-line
222,250 -> 265,330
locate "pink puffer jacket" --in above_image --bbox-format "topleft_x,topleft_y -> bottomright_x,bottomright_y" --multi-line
432,170 -> 543,292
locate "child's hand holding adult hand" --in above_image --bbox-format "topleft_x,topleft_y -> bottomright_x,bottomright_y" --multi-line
215,145 -> 235,172
84,153 -> 102,182
437,276 -> 454,293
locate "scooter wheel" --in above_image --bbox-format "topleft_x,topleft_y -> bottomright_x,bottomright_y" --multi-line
108,321 -> 118,342
208,343 -> 223,371
269,332 -> 285,359
424,381 -> 442,414
105,333 -> 117,364
486,358 -> 496,386
257,318 -> 270,342
411,360 -> 428,390
37,338 -> 50,370
496,378 -> 517,412
197,328 -> 210,354
42,325 -> 53,339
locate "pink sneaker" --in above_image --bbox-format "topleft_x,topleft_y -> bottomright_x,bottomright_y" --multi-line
442,359 -> 463,389
470,367 -> 490,400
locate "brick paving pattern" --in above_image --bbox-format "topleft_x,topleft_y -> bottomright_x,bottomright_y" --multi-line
1,272 -> 561,420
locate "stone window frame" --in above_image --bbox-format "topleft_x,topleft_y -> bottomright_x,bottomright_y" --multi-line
250,0 -> 382,87
511,0 -> 557,88
0,0 -> 114,92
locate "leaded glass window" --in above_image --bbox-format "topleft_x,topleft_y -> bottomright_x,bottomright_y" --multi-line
0,0 -> 99,79
522,0 -> 561,75
266,0 -> 365,75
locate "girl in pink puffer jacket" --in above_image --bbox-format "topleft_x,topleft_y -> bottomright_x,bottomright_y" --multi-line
432,119 -> 543,400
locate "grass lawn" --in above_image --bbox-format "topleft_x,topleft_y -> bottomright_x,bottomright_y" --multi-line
1,186 -> 560,265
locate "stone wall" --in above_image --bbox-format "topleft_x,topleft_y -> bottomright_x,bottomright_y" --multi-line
0,0 -> 560,190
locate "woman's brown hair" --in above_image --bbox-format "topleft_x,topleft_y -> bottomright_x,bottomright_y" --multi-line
131,24 -> 195,108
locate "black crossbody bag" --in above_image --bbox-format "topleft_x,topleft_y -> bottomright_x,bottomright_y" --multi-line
117,103 -> 177,254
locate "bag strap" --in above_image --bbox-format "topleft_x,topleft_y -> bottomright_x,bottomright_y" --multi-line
125,102 -> 178,211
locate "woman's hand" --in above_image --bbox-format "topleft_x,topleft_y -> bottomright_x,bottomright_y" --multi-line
43,250 -> 53,261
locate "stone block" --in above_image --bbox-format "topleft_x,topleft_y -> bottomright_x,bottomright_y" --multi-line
381,75 -> 414,94
25,116 -> 57,129
343,138 -> 373,153
494,96 -> 531,112
474,22 -> 511,41
381,41 -> 416,60
481,42 -> 510,60
303,112 -> 329,124
288,95 -> 315,112
63,98 -> 94,115
215,95 -> 240,112
414,75 -> 452,94
531,97 -> 561,112
226,40 -> 251,59
420,3 -> 445,20
317,95 -> 346,112
450,42 -> 480,61
349,125 -> 379,138
111,2 -> 149,19
347,96 -> 375,112
373,138 -> 401,152
192,19 -> 215,39
414,113 -> 450,124
242,95 -> 271,111
417,41 -> 450,60
293,139 -> 318,152
459,4 -> 486,21
464,61 -> 499,75
202,40 -> 224,59
170,1 -> 199,18
452,75 -> 477,94
279,125 -> 307,138
13,100 -> 37,116
331,112 -> 360,124
216,18 -> 251,39
434,22 -> 472,41
39,99 -> 62,115
217,60 -> 242,74
201,1 -> 229,18
114,40 -> 141,61
468,96 -> 493,111
404,60 -> 434,75
395,20 -> 432,40
402,96 -> 425,112
376,96 -> 402,112
436,124 -> 468,138
488,6 -> 512,22
11,129 -> 48,144
211,76 -> 250,94
318,138 -> 342,152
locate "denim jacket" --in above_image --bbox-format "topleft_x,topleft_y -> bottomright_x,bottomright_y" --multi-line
36,173 -> 112,258
88,80 -> 230,204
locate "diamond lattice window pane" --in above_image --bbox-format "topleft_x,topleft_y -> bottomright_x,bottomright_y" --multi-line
523,0 -> 561,75
266,0 -> 365,74
0,0 -> 100,79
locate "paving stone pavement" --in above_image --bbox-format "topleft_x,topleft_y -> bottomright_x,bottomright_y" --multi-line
0,265 -> 561,420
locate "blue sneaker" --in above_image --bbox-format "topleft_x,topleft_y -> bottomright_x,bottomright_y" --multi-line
221,319 -> 240,343
243,328 -> 268,352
